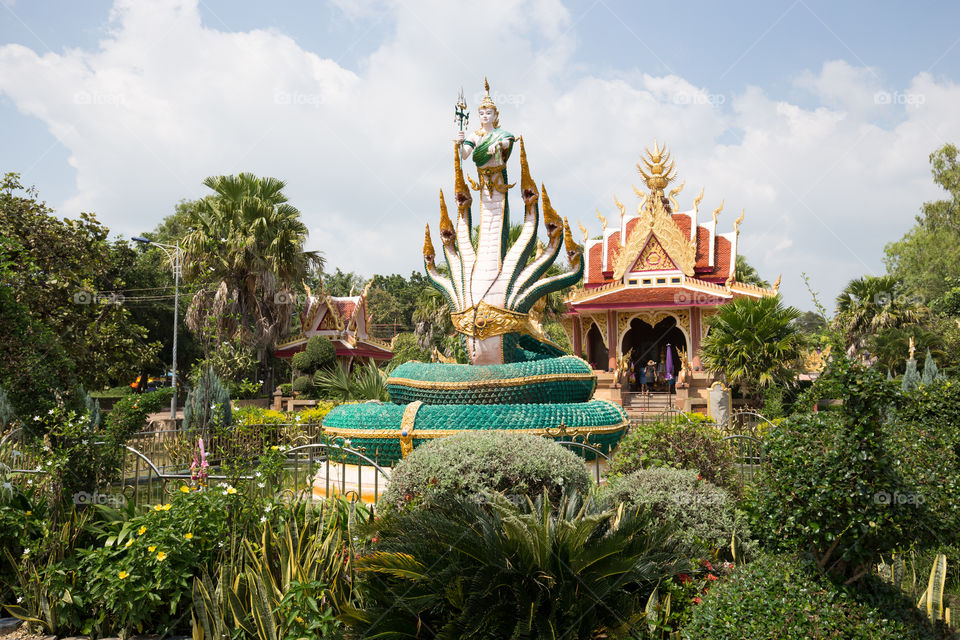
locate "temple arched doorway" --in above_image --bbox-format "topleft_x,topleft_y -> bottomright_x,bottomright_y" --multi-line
620,316 -> 686,391
585,322 -> 608,370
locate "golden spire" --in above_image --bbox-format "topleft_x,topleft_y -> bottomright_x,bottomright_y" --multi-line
734,209 -> 745,237
577,220 -> 589,245
438,189 -> 455,245
541,184 -> 562,239
423,224 -> 435,264
773,274 -> 782,291
693,187 -> 704,211
712,200 -> 724,226
637,140 -> 678,195
479,77 -> 495,110
595,208 -> 607,233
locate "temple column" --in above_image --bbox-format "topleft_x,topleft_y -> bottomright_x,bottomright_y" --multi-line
691,307 -> 702,369
572,316 -> 583,358
607,310 -> 617,371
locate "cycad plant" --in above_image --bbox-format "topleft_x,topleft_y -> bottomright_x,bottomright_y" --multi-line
183,366 -> 232,431
313,361 -> 390,402
342,490 -> 691,639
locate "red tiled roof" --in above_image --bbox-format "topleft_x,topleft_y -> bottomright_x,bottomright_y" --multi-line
672,213 -> 692,239
331,299 -> 357,322
586,243 -> 603,284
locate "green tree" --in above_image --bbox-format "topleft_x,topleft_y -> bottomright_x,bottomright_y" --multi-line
0,173 -> 160,390
316,267 -> 367,297
833,275 -> 927,354
869,325 -> 944,376
700,295 -> 805,399
734,254 -> 771,288
182,173 -> 323,365
885,143 -> 960,302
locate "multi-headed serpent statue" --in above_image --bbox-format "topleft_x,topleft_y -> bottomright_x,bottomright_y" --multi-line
322,81 -> 628,462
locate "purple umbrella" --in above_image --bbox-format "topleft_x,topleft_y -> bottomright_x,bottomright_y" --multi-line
665,344 -> 674,380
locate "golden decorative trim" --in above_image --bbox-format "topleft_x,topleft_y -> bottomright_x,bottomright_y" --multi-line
322,419 -> 631,440
559,316 -> 576,350
399,401 -> 422,458
583,312 -> 608,349
386,372 -> 597,390
613,183 -> 697,279
450,300 -> 534,341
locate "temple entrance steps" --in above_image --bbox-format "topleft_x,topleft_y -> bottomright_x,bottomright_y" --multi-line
622,391 -> 675,418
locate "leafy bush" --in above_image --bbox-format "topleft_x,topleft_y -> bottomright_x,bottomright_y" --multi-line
748,356 -> 922,583
313,362 -> 389,402
279,382 -> 292,396
381,431 -> 591,509
343,491 -> 692,639
599,468 -> 750,559
609,419 -> 737,490
295,402 -> 337,424
105,387 -> 174,441
681,553 -> 946,639
891,378 -> 960,543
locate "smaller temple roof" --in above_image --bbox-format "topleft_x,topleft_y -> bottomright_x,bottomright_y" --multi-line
273,284 -> 394,360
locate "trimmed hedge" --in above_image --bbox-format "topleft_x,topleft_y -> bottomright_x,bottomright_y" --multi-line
381,431 -> 591,508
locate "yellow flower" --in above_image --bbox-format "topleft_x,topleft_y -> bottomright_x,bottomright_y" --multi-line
160,503 -> 172,511
156,551 -> 167,562
138,526 -> 147,536
226,487 -> 237,495
184,533 -> 193,540
125,539 -> 134,548
25,511 -> 31,516
179,485 -> 191,494
118,571 -> 129,580
270,445 -> 279,450
148,545 -> 156,553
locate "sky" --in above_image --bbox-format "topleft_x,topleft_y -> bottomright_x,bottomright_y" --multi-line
2,0 -> 959,312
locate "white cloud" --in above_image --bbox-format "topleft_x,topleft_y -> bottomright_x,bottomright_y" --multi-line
0,0 -> 958,312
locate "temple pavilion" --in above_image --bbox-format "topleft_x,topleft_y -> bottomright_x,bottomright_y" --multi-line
273,283 -> 394,365
560,143 -> 779,411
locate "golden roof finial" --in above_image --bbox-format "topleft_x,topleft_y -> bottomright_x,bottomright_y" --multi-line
712,200 -> 724,226
595,208 -> 607,233
773,274 -> 782,291
577,220 -> 589,245
563,217 -> 582,269
637,141 -> 677,195
734,209 -> 745,236
693,187 -> 704,211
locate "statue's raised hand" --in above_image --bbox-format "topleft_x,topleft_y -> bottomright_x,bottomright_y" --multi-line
456,130 -> 466,143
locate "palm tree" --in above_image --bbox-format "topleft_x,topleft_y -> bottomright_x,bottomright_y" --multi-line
700,295 -> 805,399
869,325 -> 945,375
734,255 -> 771,288
833,275 -> 927,354
182,173 -> 323,362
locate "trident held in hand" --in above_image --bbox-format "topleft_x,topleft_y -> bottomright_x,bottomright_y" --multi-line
454,87 -> 469,133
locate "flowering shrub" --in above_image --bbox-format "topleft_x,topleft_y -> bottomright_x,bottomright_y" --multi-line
599,467 -> 751,559
381,432 -> 591,509
681,553 -> 944,639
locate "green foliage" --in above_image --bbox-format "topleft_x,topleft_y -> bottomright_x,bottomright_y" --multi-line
903,357 -> 921,391
343,491 -> 692,639
305,335 -> 336,370
183,367 -> 232,431
608,419 -> 737,490
388,332 -> 430,366
700,295 -> 805,396
871,324 -> 945,376
279,382 -> 292,396
106,388 -> 174,442
733,254 -> 770,288
290,351 -> 311,372
599,468 -> 751,559
682,553 -> 945,639
381,431 -> 591,509
0,386 -> 15,429
748,356 -> 921,583
292,375 -> 312,395
834,275 -> 928,354
544,320 -> 571,352
922,349 -> 943,384
0,173 -> 161,390
312,362 -> 389,402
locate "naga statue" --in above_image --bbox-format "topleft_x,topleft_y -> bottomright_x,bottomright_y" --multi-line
322,80 -> 628,462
